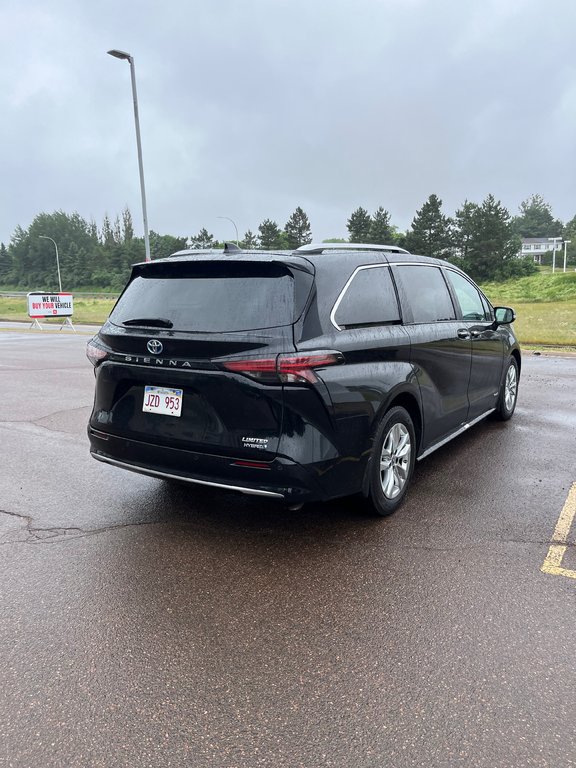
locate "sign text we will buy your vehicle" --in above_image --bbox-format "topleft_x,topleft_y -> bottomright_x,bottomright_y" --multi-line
27,293 -> 73,318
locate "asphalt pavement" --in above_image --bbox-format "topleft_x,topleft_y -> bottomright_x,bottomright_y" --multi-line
0,319 -> 101,335
0,332 -> 575,768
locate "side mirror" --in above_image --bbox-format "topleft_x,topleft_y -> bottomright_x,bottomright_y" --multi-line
494,306 -> 516,325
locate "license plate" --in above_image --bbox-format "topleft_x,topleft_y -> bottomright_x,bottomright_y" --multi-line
143,386 -> 183,417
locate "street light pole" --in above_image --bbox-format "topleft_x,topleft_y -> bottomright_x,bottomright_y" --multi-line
548,236 -> 562,273
563,240 -> 571,273
107,49 -> 151,262
217,216 -> 239,246
39,236 -> 63,292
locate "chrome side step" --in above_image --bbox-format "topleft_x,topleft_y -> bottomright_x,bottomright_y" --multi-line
417,408 -> 495,461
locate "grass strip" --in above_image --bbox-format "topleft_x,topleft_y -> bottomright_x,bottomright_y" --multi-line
1,295 -> 575,347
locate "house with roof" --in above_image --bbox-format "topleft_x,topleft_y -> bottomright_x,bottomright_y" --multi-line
518,237 -> 562,263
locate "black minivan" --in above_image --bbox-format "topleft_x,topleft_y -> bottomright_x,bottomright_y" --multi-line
87,243 -> 520,515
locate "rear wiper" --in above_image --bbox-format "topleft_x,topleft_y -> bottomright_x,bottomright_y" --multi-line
122,317 -> 174,328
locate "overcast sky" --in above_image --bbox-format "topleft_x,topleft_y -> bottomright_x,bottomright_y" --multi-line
1,0 -> 575,245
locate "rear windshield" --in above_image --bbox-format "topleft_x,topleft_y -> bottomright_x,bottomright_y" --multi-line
109,261 -> 298,332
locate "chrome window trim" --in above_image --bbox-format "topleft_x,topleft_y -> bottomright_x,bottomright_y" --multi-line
330,261 -> 466,331
330,264 -> 399,331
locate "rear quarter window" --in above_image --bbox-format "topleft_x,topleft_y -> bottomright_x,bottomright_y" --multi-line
332,266 -> 400,329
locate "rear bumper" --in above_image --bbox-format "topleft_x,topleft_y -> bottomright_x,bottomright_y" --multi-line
88,428 -> 327,502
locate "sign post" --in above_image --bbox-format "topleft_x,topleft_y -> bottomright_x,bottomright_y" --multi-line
27,292 -> 75,331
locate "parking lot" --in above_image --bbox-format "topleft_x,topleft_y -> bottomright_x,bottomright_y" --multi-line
1,330 -> 575,768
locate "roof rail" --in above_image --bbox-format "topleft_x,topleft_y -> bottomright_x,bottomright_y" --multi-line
169,243 -> 242,258
295,243 -> 410,255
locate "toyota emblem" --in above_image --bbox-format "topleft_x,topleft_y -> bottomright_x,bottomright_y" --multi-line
147,339 -> 163,355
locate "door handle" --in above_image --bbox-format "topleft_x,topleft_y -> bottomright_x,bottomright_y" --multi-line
457,329 -> 470,339
470,330 -> 481,338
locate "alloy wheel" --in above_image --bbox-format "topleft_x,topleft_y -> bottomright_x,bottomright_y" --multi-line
379,423 -> 412,499
504,364 -> 517,412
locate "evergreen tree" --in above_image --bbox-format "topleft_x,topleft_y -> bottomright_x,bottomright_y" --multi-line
189,228 -> 215,249
284,206 -> 312,249
258,219 -> 283,249
347,207 -> 372,243
241,230 -> 259,249
113,215 -> 122,245
405,194 -> 453,258
563,214 -> 576,239
457,194 -> 533,281
101,214 -> 115,247
562,215 -> 576,265
392,228 -> 407,249
9,211 -> 101,290
369,207 -> 393,244
453,201 -> 479,263
512,194 -> 562,238
150,232 -> 187,259
0,242 -> 11,283
3,209 -> 150,290
107,238 -> 146,288
122,207 -> 134,242
65,241 -> 90,287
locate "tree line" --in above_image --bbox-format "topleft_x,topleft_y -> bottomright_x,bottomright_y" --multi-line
0,194 -> 574,291
347,193 -> 575,282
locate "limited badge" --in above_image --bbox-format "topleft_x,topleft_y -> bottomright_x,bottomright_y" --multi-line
242,437 -> 269,450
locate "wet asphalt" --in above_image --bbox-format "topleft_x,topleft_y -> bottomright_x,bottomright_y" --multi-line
0,331 -> 575,768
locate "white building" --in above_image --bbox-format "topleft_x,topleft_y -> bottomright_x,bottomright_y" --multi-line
519,237 -> 562,264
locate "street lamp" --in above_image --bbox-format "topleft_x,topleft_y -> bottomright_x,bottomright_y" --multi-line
39,236 -> 62,292
107,49 -> 151,262
563,240 -> 571,273
217,216 -> 239,245
548,236 -> 562,273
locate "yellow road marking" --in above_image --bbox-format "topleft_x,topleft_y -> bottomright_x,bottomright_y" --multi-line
541,483 -> 576,579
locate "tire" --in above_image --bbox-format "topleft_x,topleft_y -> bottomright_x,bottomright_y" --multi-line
495,357 -> 519,421
368,406 -> 416,517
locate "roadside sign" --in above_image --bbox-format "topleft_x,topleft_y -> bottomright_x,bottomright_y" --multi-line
27,292 -> 74,317
27,292 -> 75,331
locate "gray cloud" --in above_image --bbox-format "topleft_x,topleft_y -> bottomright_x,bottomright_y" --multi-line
1,0 -> 575,245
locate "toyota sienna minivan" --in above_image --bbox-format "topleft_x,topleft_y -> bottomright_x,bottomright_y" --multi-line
87,243 -> 520,515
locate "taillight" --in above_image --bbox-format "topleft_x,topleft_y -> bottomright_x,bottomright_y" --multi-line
86,338 -> 109,366
222,358 -> 277,381
222,351 -> 343,384
277,352 -> 343,383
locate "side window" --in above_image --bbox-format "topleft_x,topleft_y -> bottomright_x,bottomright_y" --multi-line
394,265 -> 456,323
445,271 -> 489,322
333,266 -> 400,329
